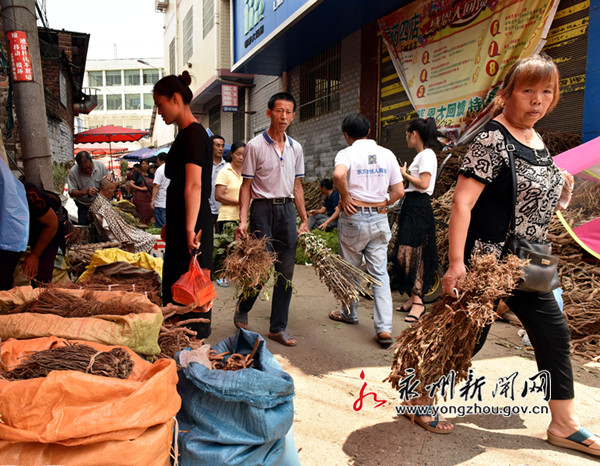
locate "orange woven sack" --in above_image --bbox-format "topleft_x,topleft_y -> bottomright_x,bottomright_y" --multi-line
172,255 -> 216,307
0,337 -> 180,465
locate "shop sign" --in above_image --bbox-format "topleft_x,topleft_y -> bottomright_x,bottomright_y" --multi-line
222,84 -> 239,112
233,0 -> 314,65
379,0 -> 560,143
7,31 -> 33,82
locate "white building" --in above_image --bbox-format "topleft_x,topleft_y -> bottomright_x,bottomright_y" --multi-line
78,57 -> 174,147
157,0 -> 254,144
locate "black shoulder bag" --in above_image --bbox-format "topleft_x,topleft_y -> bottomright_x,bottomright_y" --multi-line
503,141 -> 559,293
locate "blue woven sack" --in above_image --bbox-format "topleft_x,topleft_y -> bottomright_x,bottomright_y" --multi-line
176,329 -> 297,465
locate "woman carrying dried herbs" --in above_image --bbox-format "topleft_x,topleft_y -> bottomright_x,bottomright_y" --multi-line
442,54 -> 598,456
154,71 -> 213,338
392,117 -> 439,323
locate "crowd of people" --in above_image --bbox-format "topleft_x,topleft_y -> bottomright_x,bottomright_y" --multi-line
0,53 -> 597,456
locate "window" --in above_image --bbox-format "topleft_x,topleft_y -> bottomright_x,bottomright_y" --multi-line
105,70 -> 122,86
182,7 -> 193,63
95,94 -> 104,111
208,103 -> 221,135
299,42 -> 341,121
106,94 -> 122,110
143,94 -> 154,110
125,94 -> 141,110
233,90 -> 246,142
88,71 -> 103,87
143,69 -> 160,85
203,0 -> 214,38
169,39 -> 176,75
124,70 -> 140,86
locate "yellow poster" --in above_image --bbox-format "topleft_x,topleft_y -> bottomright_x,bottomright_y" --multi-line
379,0 -> 559,142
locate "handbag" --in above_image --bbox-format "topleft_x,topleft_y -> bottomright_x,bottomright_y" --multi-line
502,139 -> 559,293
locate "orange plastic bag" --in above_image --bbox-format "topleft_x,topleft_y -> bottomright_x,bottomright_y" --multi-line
172,255 -> 216,307
0,337 -> 180,465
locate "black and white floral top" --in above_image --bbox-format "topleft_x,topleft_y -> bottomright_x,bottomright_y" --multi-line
459,120 -> 564,259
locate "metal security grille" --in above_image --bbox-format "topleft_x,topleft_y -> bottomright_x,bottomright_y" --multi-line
182,6 -> 194,63
299,42 -> 341,121
169,39 -> 176,75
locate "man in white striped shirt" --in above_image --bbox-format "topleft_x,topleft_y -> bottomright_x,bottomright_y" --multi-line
234,92 -> 309,347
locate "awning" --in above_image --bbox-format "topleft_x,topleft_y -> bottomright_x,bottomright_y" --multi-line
232,0 -> 411,75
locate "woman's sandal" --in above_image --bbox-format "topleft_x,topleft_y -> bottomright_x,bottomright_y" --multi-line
396,303 -> 412,313
404,303 -> 426,323
268,331 -> 297,347
547,428 -> 600,456
404,412 -> 454,434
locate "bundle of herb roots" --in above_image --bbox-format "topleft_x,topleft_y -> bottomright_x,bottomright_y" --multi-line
299,232 -> 381,310
1,342 -> 134,380
222,235 -> 277,300
385,254 -> 526,396
3,289 -> 145,317
157,304 -> 209,359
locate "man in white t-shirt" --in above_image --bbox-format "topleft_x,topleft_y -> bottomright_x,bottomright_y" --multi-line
331,113 -> 404,348
151,153 -> 170,229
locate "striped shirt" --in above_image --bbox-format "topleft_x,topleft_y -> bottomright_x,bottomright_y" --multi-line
242,130 -> 304,199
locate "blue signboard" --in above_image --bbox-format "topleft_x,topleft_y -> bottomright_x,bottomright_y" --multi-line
233,0 -> 316,66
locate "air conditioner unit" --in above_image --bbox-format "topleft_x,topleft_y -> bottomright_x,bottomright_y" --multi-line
155,0 -> 169,12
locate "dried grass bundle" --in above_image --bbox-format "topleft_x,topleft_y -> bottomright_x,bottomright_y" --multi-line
1,342 -> 133,380
386,254 -> 526,395
222,235 -> 277,300
5,289 -> 145,317
299,233 -> 381,310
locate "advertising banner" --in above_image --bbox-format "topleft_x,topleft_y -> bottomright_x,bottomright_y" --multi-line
7,31 -> 33,82
379,0 -> 559,143
222,84 -> 239,112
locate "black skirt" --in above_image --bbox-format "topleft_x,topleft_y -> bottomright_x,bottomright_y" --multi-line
391,192 -> 438,297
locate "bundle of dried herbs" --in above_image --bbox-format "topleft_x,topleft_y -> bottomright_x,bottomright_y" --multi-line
299,232 -> 381,310
222,235 -> 277,300
4,289 -> 145,317
386,254 -> 526,396
1,342 -> 134,380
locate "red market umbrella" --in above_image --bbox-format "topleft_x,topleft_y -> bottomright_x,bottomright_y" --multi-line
74,125 -> 150,172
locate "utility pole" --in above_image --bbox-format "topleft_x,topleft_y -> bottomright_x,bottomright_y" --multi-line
1,0 -> 54,190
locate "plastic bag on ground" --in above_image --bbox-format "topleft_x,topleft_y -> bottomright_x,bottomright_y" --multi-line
176,329 -> 298,465
77,247 -> 163,282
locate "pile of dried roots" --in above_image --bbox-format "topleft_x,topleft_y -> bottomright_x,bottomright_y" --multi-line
4,289 -> 145,317
1,342 -> 134,380
208,337 -> 260,371
67,241 -> 134,277
157,304 -> 208,359
386,254 -> 526,395
51,273 -> 162,306
299,233 -> 381,310
222,235 -> 277,300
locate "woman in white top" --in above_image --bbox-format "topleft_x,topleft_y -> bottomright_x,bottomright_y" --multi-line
393,117 -> 439,322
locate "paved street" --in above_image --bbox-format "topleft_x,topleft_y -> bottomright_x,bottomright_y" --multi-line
210,264 -> 600,465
